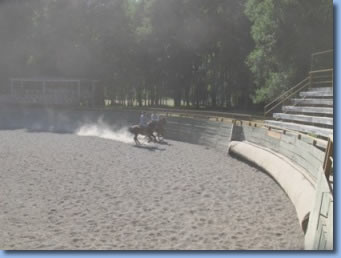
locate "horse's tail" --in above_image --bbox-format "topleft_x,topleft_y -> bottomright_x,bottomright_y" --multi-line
128,126 -> 135,134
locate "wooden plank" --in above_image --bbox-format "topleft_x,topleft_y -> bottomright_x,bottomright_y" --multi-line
281,135 -> 324,162
166,127 -> 192,134
262,140 -> 281,152
281,133 -> 297,144
265,120 -> 333,138
295,138 -> 325,163
320,193 -> 331,218
267,130 -> 281,139
319,226 -> 327,250
280,136 -> 320,162
156,107 -> 255,121
323,138 -> 333,180
269,132 -> 325,165
273,113 -> 333,126
190,126 -> 217,133
282,143 -> 321,177
215,132 -> 230,138
198,138 -> 216,147
243,128 -> 266,140
168,122 -> 195,129
245,131 -> 281,152
291,98 -> 333,106
165,129 -> 191,137
282,106 -> 333,115
326,204 -> 333,250
279,148 -> 318,180
298,133 -> 328,150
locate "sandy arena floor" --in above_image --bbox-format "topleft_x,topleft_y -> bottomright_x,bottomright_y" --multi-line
0,129 -> 304,250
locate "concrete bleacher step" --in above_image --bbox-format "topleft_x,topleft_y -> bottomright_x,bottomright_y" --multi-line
311,81 -> 333,87
309,87 -> 333,92
282,106 -> 333,116
264,120 -> 333,138
273,113 -> 333,126
299,91 -> 333,98
291,98 -> 333,106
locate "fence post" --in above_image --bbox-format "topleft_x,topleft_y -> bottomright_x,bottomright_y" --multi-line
323,136 -> 333,182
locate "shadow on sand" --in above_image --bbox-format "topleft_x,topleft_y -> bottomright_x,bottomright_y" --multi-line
157,140 -> 172,146
133,144 -> 166,152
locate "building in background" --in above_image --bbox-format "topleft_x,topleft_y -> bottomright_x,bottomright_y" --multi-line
4,78 -> 103,107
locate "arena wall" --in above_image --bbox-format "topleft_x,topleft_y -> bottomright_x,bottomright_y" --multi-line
164,116 -> 232,152
228,124 -> 333,250
0,107 -> 332,250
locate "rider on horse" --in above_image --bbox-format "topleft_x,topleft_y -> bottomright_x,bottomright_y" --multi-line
151,112 -> 159,122
129,111 -> 165,145
139,112 -> 148,128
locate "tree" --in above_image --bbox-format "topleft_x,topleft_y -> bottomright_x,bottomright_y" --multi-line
245,0 -> 333,104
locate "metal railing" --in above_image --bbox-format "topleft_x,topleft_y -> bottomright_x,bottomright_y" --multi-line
127,106 -> 264,122
309,68 -> 334,88
264,50 -> 333,117
311,49 -> 333,71
264,77 -> 310,116
264,69 -> 333,117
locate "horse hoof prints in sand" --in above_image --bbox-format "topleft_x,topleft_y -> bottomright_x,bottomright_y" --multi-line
129,118 -> 166,145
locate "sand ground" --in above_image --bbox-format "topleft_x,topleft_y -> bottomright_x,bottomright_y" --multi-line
0,129 -> 304,250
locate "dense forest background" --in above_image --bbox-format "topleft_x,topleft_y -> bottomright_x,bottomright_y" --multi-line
0,0 -> 333,110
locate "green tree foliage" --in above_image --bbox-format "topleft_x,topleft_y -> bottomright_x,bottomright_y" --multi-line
0,0 -> 333,109
245,0 -> 333,104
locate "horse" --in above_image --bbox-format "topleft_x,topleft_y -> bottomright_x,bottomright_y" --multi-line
128,124 -> 156,145
148,117 -> 167,141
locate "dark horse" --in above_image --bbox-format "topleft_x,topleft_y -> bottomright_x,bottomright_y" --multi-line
128,124 -> 156,145
128,117 -> 167,145
148,117 -> 167,141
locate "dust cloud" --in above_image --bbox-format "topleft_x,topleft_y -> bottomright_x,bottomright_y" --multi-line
75,117 -> 150,145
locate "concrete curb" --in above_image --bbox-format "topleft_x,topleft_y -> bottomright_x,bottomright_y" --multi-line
228,141 -> 315,229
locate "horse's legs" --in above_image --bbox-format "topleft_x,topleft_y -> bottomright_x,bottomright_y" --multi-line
147,135 -> 153,143
134,133 -> 140,145
156,129 -> 164,142
151,134 -> 157,142
145,128 -> 155,143
150,131 -> 157,142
